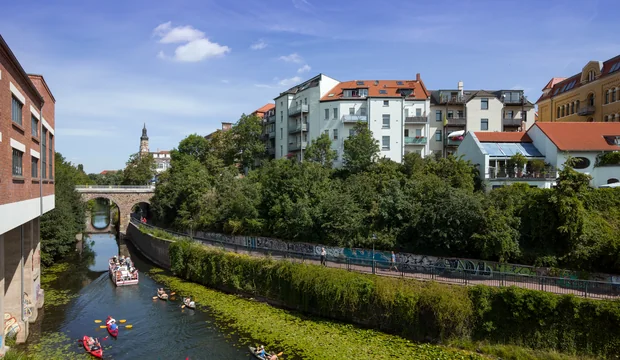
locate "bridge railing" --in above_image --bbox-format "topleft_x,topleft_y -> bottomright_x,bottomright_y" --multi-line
128,218 -> 620,300
76,185 -> 155,189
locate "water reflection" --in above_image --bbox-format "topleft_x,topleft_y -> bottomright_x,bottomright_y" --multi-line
90,198 -> 110,229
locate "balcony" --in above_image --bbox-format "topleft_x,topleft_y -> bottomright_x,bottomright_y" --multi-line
502,118 -> 523,127
260,133 -> 269,141
405,115 -> 427,123
265,114 -> 276,123
446,138 -> 463,146
577,105 -> 595,116
289,141 -> 307,151
446,117 -> 467,126
269,130 -> 276,139
289,123 -> 308,134
342,115 -> 368,123
289,104 -> 309,116
266,147 -> 276,156
405,136 -> 427,145
438,93 -> 466,104
488,167 -> 558,180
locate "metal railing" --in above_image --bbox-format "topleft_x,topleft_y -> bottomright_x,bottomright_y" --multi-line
342,115 -> 368,123
488,166 -> 558,180
577,105 -> 595,116
289,123 -> 307,134
404,136 -> 427,145
289,104 -> 309,116
129,219 -> 620,300
446,138 -> 462,146
438,93 -> 465,104
446,117 -> 467,126
405,115 -> 427,123
76,185 -> 155,189
288,141 -> 307,151
502,118 -> 523,126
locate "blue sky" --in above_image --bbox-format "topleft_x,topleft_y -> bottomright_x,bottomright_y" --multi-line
1,0 -> 618,173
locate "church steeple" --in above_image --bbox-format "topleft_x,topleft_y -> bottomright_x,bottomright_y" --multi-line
140,123 -> 150,156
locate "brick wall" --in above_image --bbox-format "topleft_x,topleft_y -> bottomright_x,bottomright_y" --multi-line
0,41 -> 54,206
29,75 -> 55,198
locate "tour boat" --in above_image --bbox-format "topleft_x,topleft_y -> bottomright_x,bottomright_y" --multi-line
106,316 -> 119,337
109,257 -> 139,286
82,336 -> 103,358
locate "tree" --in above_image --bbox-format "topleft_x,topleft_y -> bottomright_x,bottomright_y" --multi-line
121,153 -> 156,185
342,122 -> 379,174
88,170 -> 123,185
40,153 -> 86,265
231,114 -> 265,172
177,134 -> 224,175
304,133 -> 337,167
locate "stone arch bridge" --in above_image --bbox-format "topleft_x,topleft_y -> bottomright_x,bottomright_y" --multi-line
75,185 -> 155,233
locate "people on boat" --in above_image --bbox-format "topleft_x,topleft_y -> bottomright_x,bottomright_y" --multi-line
255,345 -> 266,359
106,317 -> 116,326
125,257 -> 132,268
109,322 -> 118,332
158,288 -> 166,296
87,337 -> 100,350
184,297 -> 195,308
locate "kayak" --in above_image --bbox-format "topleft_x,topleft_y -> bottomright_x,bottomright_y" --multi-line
249,346 -> 273,359
106,317 -> 119,337
82,336 -> 103,358
183,298 -> 196,309
158,293 -> 169,301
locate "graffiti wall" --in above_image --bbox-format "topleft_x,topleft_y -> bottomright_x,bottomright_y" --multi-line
192,230 -> 620,286
4,313 -> 19,340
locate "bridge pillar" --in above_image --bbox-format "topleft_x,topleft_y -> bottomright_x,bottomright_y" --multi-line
3,224 -> 29,344
0,233 -> 5,355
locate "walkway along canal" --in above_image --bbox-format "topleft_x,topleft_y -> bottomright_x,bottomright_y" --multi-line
24,229 -> 251,359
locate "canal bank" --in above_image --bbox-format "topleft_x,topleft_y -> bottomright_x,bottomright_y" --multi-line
14,233 -> 250,359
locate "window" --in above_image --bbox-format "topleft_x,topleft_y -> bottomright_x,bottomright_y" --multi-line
404,129 -> 409,137
416,108 -> 422,116
457,110 -> 464,118
383,100 -> 389,107
360,107 -> 367,116
435,130 -> 442,141
333,129 -> 338,140
12,96 -> 23,125
404,108 -> 409,117
49,134 -> 53,178
280,111 -> 283,122
415,129 -> 422,137
588,94 -> 595,107
382,114 -> 390,128
613,88 -> 617,102
12,149 -> 23,176
31,115 -> 39,137
588,70 -> 595,82
571,102 -> 575,114
31,157 -> 38,178
561,105 -> 565,117
447,110 -> 454,119
557,107 -> 561,118
379,90 -> 387,94
349,107 -> 355,115
356,81 -> 365,85
605,115 -> 609,122
304,98 -> 307,105
576,100 -> 580,111
505,110 -> 514,119
280,145 -> 283,157
349,129 -> 356,137
396,81 -> 404,85
324,109 -> 329,120
324,130 -> 329,136
435,110 -> 442,121
333,108 -> 338,119
382,136 -> 390,150
280,128 -> 283,139
572,157 -> 591,169
481,98 -> 488,110
606,90 -> 610,104
41,128 -> 47,178
481,119 -> 489,130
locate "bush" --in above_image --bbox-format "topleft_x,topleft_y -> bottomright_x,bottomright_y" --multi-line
169,239 -> 620,358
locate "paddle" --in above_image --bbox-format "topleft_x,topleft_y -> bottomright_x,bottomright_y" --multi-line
100,324 -> 133,329
95,319 -> 126,323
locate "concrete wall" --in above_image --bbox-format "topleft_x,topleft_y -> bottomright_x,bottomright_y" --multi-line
125,222 -> 171,269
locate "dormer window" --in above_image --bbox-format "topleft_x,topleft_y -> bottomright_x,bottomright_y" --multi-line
588,70 -> 595,82
356,81 -> 365,85
343,88 -> 368,97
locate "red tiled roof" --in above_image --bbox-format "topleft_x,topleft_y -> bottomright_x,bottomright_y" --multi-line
474,132 -> 532,143
100,170 -> 118,175
533,122 -> 620,151
541,77 -> 567,91
537,54 -> 620,104
321,78 -> 430,101
253,103 -> 275,118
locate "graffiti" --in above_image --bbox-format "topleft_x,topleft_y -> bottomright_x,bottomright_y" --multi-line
23,293 -> 33,320
4,313 -> 20,340
491,263 -> 536,276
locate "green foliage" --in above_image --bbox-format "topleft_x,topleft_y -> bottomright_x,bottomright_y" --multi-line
595,151 -> 620,167
40,153 -> 86,266
342,122 -> 380,173
304,133 -> 337,168
87,170 -> 123,185
509,153 -> 527,170
231,114 -> 265,171
167,241 -> 620,358
121,152 -> 156,185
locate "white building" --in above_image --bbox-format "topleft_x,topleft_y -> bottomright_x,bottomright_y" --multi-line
430,82 -> 537,158
151,150 -> 171,173
456,122 -> 620,190
273,74 -> 432,166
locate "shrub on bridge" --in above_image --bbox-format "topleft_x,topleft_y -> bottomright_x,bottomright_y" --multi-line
168,239 -> 620,357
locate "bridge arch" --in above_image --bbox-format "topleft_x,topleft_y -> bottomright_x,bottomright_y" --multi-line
76,186 -> 154,233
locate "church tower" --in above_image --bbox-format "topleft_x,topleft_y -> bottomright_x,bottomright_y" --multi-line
140,123 -> 149,157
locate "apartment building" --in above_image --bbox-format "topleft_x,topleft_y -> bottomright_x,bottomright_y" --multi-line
456,122 -> 620,190
429,81 -> 536,157
272,74 -> 431,166
537,54 -> 620,123
252,103 -> 276,159
0,35 -> 53,351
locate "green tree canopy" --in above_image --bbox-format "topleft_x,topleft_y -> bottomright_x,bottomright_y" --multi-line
304,133 -> 337,168
342,122 -> 379,174
121,153 -> 156,185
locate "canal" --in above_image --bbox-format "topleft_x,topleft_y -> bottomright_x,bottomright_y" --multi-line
27,223 -> 251,359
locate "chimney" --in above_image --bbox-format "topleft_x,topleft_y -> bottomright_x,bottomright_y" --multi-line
458,81 -> 464,96
416,73 -> 421,82
222,122 -> 233,131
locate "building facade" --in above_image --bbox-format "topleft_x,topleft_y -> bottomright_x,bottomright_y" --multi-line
456,122 -> 620,191
0,35 -> 53,352
252,103 -> 276,159
537,54 -> 620,123
429,81 -> 536,158
137,124 -> 170,173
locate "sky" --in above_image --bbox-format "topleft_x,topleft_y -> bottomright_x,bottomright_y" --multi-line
1,0 -> 618,173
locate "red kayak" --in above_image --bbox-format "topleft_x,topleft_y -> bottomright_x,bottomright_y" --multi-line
106,316 -> 119,337
82,336 -> 103,358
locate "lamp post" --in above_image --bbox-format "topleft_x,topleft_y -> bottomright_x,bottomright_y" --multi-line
399,89 -> 413,161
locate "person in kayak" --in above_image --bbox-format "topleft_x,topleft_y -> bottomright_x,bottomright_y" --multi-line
255,345 -> 266,359
106,317 -> 116,326
184,297 -> 195,308
158,288 -> 166,295
87,337 -> 100,349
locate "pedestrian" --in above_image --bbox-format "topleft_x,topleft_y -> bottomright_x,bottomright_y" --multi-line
390,251 -> 398,272
320,247 -> 327,266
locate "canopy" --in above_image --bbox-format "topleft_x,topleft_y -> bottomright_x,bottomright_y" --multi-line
481,142 -> 543,157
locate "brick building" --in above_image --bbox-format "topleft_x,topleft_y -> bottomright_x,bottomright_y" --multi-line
0,34 -> 54,352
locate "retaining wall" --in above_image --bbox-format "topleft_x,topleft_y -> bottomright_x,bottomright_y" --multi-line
125,223 -> 171,269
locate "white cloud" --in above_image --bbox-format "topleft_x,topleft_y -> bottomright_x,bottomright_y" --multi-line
279,53 -> 303,63
297,64 -> 311,73
278,76 -> 302,86
250,39 -> 267,50
153,22 -> 230,62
